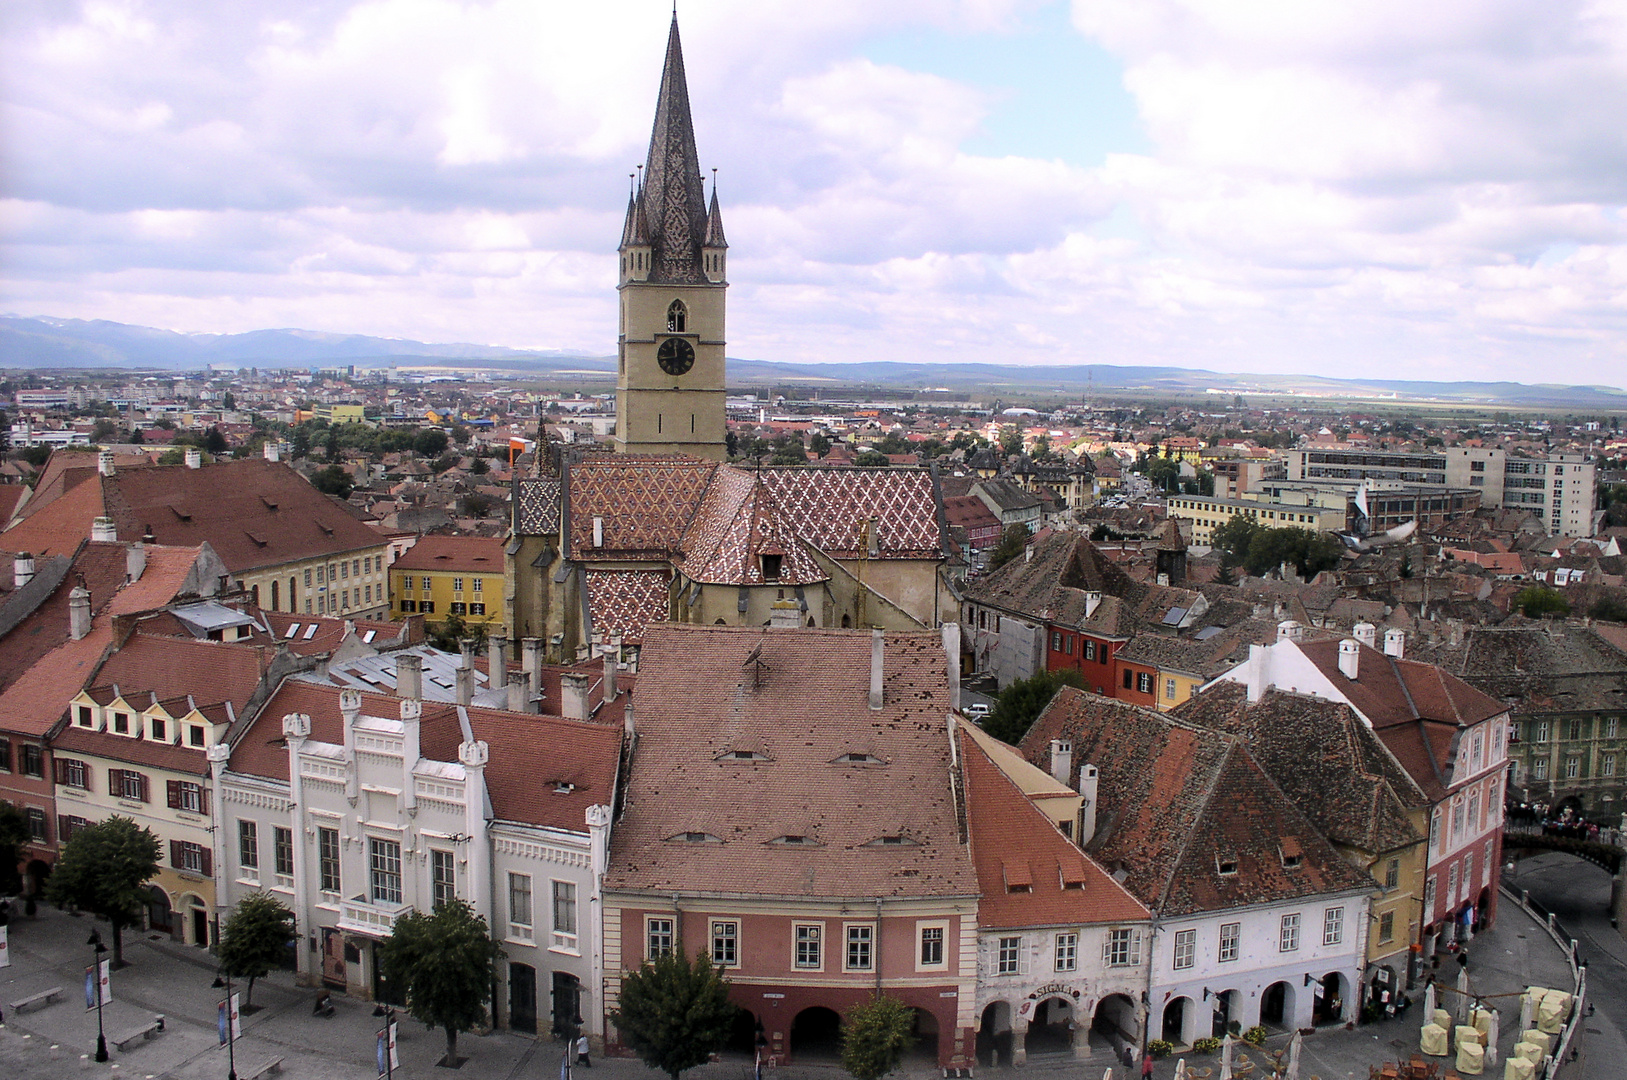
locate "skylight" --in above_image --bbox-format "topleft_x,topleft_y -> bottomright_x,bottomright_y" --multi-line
284,623 -> 300,638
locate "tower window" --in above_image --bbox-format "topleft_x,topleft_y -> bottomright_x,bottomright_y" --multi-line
667,300 -> 687,332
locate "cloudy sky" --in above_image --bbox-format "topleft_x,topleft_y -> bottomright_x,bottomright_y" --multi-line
4,0 -> 1627,385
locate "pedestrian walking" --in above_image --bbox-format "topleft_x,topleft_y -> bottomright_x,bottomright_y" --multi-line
1143,1049 -> 1155,1079
577,1033 -> 592,1068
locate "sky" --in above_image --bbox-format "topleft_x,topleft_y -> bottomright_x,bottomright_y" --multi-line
3,0 -> 1627,386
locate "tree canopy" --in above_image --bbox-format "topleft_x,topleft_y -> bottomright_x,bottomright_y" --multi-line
1211,515 -> 1343,580
218,893 -> 297,1007
45,816 -> 161,965
983,668 -> 1084,745
841,994 -> 915,1080
377,899 -> 500,1064
310,464 -> 354,499
610,951 -> 739,1080
985,524 -> 1031,572
1513,586 -> 1570,618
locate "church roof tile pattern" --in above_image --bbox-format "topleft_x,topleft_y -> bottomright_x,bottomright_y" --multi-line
635,16 -> 714,284
584,569 -> 671,644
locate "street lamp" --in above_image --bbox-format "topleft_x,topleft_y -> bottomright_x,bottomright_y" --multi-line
212,970 -> 239,1080
88,929 -> 109,1063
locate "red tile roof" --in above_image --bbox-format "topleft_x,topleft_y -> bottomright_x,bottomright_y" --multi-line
0,625 -> 114,737
960,730 -> 1148,929
392,535 -> 505,574
95,630 -> 274,716
604,625 -> 977,899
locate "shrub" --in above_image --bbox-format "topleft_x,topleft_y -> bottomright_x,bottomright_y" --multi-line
1242,1025 -> 1268,1046
1147,1040 -> 1174,1059
1192,1037 -> 1222,1054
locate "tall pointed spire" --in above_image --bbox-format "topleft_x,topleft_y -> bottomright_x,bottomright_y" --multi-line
640,15 -> 710,283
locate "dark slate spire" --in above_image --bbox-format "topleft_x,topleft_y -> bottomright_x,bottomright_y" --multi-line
704,182 -> 727,249
640,15 -> 710,283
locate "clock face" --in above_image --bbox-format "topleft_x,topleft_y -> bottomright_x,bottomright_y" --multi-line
657,337 -> 695,376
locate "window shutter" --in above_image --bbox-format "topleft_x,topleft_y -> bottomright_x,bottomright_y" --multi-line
55,757 -> 67,785
1102,936 -> 1112,966
139,773 -> 149,802
200,846 -> 213,877
167,780 -> 181,809
170,839 -> 183,869
109,767 -> 121,794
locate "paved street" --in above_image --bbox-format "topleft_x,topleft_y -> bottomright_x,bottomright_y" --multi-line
0,889 -> 1591,1080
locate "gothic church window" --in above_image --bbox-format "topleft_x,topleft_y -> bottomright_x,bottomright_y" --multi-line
667,300 -> 687,332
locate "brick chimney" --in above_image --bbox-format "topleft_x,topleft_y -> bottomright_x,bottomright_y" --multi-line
395,653 -> 423,701
869,629 -> 884,711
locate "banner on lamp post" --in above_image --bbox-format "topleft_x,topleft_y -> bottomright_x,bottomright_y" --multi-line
377,1020 -> 399,1075
0,924 -> 9,968
84,958 -> 111,1010
218,992 -> 241,1044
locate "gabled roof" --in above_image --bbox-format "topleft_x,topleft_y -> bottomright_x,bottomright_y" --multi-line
393,535 -> 505,574
1019,688 -> 1373,917
960,729 -> 1148,929
679,469 -> 825,585
604,625 -> 977,899
95,628 -> 275,718
1296,637 -> 1505,731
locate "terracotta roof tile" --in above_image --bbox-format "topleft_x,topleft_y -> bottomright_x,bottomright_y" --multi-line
392,535 -> 505,573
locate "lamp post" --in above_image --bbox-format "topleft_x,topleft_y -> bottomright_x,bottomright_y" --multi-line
212,969 -> 239,1080
88,929 -> 109,1063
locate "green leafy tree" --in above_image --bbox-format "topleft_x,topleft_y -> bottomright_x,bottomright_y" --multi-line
451,425 -> 472,446
91,418 -> 118,442
767,435 -> 808,466
223,391 -> 236,410
1590,595 -> 1627,623
469,456 -> 490,475
310,464 -> 354,499
1514,586 -> 1570,618
841,994 -> 915,1080
377,899 -> 500,1064
984,668 -> 1084,745
998,426 -> 1023,456
218,893 -> 296,1007
414,428 -> 449,457
986,524 -> 1030,572
854,450 -> 891,467
809,431 -> 832,458
610,950 -> 738,1080
0,802 -> 28,896
45,816 -> 161,966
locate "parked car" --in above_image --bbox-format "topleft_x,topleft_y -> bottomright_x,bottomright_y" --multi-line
963,702 -> 992,723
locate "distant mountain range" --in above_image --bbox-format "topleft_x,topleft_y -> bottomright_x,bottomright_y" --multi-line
4,314 -> 1625,409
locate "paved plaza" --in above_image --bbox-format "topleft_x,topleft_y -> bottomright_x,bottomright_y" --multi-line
0,889 -> 1596,1080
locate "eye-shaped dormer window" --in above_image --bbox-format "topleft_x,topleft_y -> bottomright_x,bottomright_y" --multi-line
667,300 -> 687,333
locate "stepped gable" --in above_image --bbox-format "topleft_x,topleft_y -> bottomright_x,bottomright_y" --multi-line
757,467 -> 945,560
679,468 -> 825,586
959,728 -> 1147,929
1174,682 -> 1425,856
584,569 -> 672,644
604,625 -> 976,899
565,455 -> 719,560
1020,688 -> 1369,916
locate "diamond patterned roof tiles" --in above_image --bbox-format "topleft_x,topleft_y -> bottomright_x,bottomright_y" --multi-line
585,570 -> 672,643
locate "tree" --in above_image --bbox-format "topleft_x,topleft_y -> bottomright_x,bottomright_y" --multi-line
377,899 -> 499,1064
610,950 -> 738,1080
451,424 -> 472,446
809,431 -> 831,458
1590,595 -> 1627,623
310,464 -> 354,499
414,428 -> 449,457
218,893 -> 296,1008
45,816 -> 161,966
986,524 -> 1030,572
841,994 -> 915,1080
205,426 -> 229,455
0,802 -> 27,897
998,426 -> 1023,456
1514,586 -> 1570,618
469,456 -> 490,475
854,450 -> 891,467
223,391 -> 236,410
91,418 -> 118,442
984,668 -> 1084,745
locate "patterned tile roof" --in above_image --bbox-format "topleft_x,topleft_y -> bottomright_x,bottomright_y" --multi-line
756,467 -> 945,560
1020,688 -> 1373,917
679,469 -> 825,585
604,625 -> 977,899
585,570 -> 671,643
515,478 -> 561,535
566,456 -> 718,560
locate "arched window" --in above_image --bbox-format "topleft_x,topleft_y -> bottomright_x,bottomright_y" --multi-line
667,300 -> 687,332
271,579 -> 280,611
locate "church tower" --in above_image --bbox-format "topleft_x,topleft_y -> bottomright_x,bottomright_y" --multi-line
615,15 -> 727,460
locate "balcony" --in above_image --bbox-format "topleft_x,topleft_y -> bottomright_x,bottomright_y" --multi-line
337,895 -> 412,938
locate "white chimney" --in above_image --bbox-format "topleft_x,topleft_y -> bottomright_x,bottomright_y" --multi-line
184,447 -> 202,469
1156,572 -> 1170,587
1338,638 -> 1360,680
1050,739 -> 1074,786
1384,628 -> 1406,659
488,637 -> 508,688
561,672 -> 590,721
869,629 -> 884,711
592,516 -> 604,547
455,659 -> 475,707
602,645 -> 618,700
1353,621 -> 1377,648
126,542 -> 146,584
91,516 -> 118,542
69,582 -> 91,640
263,441 -> 280,463
98,450 -> 115,476
508,672 -> 532,714
942,622 -> 961,714
522,637 -> 543,687
1084,591 -> 1101,619
1077,763 -> 1099,846
12,553 -> 34,589
1277,619 -> 1304,642
395,652 -> 423,701
459,638 -> 477,670
400,698 -> 421,815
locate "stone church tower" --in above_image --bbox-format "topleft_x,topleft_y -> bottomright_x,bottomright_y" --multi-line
615,16 -> 727,459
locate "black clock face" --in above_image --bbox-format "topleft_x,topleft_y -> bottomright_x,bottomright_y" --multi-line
658,337 -> 695,376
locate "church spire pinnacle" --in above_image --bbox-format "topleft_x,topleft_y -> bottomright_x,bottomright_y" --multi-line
638,14 -> 711,283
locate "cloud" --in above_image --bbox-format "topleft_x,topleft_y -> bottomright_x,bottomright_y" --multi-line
2,0 -> 1626,384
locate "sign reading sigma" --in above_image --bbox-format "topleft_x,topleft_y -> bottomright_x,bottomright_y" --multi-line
1016,983 -> 1086,1022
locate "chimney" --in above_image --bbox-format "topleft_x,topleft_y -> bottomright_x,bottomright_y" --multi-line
508,672 -> 532,714
522,636 -> 543,686
1276,619 -> 1304,642
592,516 -> 604,548
91,516 -> 118,542
459,740 -> 490,916
455,656 -> 475,707
263,441 -> 280,463
602,645 -> 618,701
869,629 -> 885,710
1077,764 -> 1099,846
126,542 -> 146,584
1384,628 -> 1406,659
12,553 -> 34,589
488,637 -> 508,688
459,638 -> 477,671
1353,621 -> 1377,648
1338,638 -> 1360,680
1084,591 -> 1101,619
1156,572 -> 1170,587
769,598 -> 801,628
1050,739 -> 1074,787
69,582 -> 91,640
395,652 -> 423,701
184,447 -> 202,469
561,672 -> 590,721
98,450 -> 115,476
340,688 -> 362,804
942,622 -> 961,713
400,698 -> 421,815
